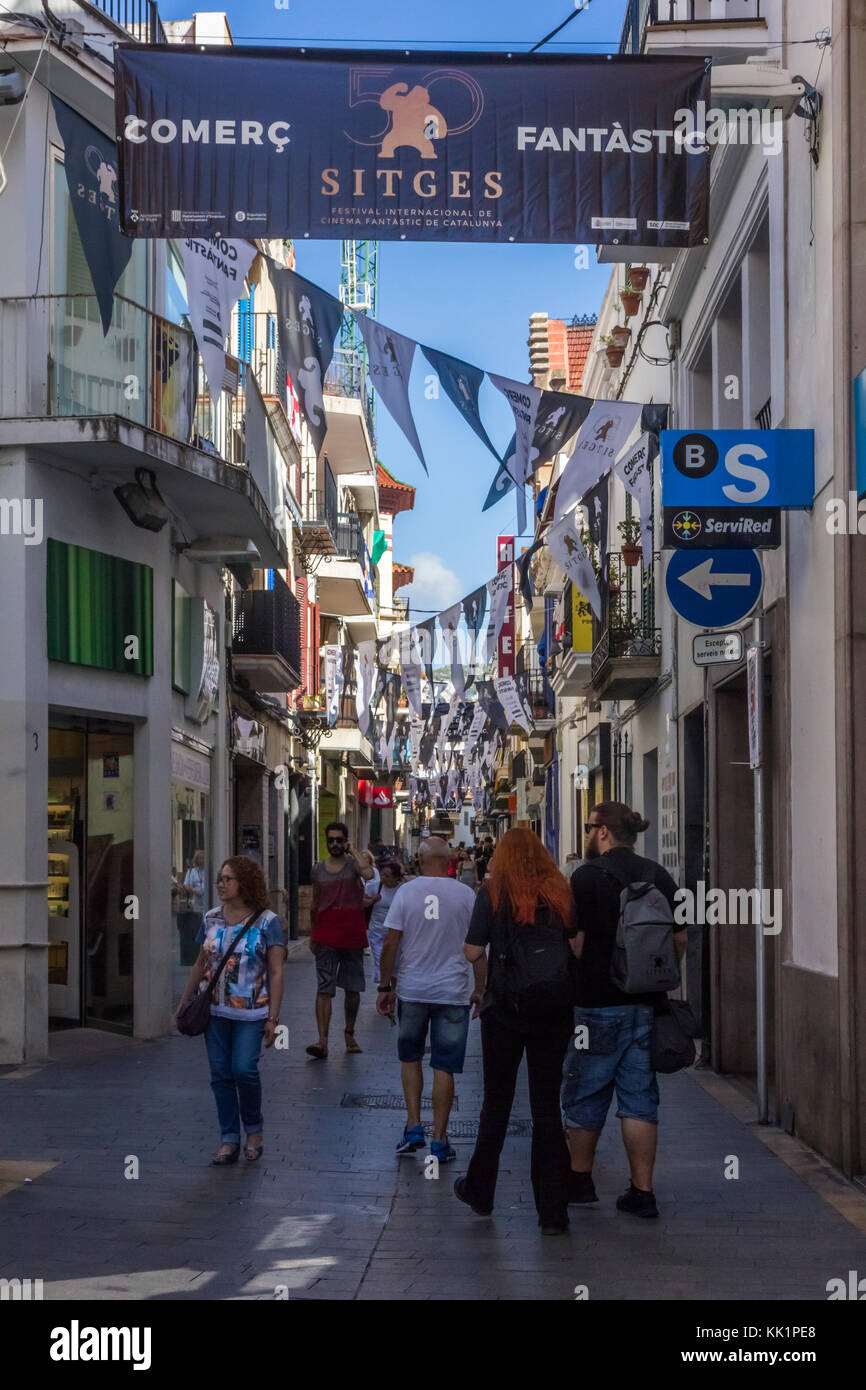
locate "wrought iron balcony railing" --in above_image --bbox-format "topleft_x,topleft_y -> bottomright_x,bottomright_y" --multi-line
231,573 -> 302,689
90,0 -> 166,42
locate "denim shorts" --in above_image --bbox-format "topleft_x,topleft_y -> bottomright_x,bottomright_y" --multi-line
561,1004 -> 659,1129
397,1000 -> 470,1074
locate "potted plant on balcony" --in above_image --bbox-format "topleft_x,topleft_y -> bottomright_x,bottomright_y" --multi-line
610,323 -> 632,349
626,265 -> 650,292
601,335 -> 625,369
620,282 -> 642,318
617,516 -> 643,567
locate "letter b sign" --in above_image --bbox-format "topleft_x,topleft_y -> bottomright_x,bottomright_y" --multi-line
673,433 -> 718,479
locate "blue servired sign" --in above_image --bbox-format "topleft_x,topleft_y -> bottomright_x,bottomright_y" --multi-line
661,430 -> 814,509
665,548 -> 763,629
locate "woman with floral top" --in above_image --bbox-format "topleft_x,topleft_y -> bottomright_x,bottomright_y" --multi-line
175,855 -> 286,1165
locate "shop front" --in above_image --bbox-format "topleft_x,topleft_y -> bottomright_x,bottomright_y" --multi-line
170,737 -> 212,993
47,717 -> 135,1034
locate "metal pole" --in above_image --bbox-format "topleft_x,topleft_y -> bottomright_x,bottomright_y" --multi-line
752,613 -> 768,1123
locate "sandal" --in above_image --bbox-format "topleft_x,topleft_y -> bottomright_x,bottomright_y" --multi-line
244,1137 -> 264,1162
306,1043 -> 328,1059
211,1144 -> 240,1166
344,1030 -> 363,1054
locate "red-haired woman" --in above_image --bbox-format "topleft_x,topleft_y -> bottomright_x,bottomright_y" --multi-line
455,828 -> 575,1233
175,856 -> 286,1165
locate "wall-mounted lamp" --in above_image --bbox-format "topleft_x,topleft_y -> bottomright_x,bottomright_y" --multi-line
114,468 -> 170,533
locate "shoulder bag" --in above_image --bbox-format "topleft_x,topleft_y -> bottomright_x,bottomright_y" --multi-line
176,911 -> 263,1036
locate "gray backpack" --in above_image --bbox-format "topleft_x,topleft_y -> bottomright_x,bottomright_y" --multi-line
598,858 -> 681,994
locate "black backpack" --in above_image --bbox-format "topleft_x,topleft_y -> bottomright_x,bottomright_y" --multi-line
494,904 -> 574,1022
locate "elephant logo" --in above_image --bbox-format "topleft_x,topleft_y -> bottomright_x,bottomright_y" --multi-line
378,82 -> 449,159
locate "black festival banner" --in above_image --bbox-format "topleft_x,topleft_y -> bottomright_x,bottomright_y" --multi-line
116,48 -> 710,247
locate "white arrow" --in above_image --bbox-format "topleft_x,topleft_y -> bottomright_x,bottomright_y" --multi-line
678,558 -> 753,601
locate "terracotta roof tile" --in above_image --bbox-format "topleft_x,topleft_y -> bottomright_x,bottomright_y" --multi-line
392,563 -> 414,591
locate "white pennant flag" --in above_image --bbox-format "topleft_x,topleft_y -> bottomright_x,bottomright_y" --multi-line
488,373 -> 542,533
355,640 -> 376,736
438,601 -> 465,700
495,675 -> 531,735
484,569 -> 512,666
398,627 -> 424,718
409,716 -> 424,771
614,432 -> 655,567
554,400 -> 642,523
464,703 -> 487,758
545,511 -> 602,621
181,236 -> 256,407
322,645 -> 342,727
355,315 -> 426,472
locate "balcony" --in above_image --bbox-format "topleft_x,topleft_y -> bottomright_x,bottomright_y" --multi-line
300,459 -> 339,556
517,669 -> 556,732
317,512 -> 377,633
590,554 -> 662,701
231,573 -> 302,692
621,0 -> 766,58
314,693 -> 376,770
0,293 -> 287,568
321,349 -> 376,473
547,588 -> 593,699
90,0 -> 166,41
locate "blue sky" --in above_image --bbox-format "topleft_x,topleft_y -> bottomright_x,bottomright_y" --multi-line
159,0 -> 628,614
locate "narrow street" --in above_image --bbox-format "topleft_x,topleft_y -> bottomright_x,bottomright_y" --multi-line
2,946 -> 865,1302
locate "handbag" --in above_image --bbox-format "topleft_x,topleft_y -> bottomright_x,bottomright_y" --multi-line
651,997 -> 699,1074
176,912 -> 262,1036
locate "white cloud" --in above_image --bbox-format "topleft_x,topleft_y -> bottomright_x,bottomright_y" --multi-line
403,551 -> 462,614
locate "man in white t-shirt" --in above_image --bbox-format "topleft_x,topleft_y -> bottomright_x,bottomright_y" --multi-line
376,837 -> 483,1165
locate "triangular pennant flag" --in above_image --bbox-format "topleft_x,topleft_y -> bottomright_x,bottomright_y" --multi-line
545,511 -> 602,621
273,267 -> 344,457
51,98 -> 133,336
355,315 -> 426,473
398,627 -> 424,719
416,616 -> 437,692
615,432 -> 655,567
518,537 -> 544,610
494,675 -> 532,735
355,640 -> 376,736
438,601 -> 465,701
181,236 -> 256,407
322,645 -> 342,727
487,373 -> 543,532
484,569 -> 512,666
482,389 -> 592,510
420,345 -> 502,462
583,474 -> 610,573
553,400 -> 642,523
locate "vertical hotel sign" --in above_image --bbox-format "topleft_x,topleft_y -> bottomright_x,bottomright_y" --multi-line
497,535 -> 515,677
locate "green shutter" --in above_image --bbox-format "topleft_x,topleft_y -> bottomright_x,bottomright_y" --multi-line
47,540 -> 153,676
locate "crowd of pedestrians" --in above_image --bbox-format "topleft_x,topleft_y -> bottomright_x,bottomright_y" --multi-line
176,805 -> 686,1233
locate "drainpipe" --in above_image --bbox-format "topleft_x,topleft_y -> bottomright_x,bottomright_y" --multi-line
750,612 -> 768,1123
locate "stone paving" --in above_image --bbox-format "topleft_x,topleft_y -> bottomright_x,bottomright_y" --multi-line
1,947 -> 865,1301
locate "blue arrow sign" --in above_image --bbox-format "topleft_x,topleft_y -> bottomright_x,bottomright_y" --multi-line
661,430 -> 814,509
665,548 -> 763,628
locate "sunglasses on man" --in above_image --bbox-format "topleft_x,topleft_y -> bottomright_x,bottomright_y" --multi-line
584,821 -> 607,835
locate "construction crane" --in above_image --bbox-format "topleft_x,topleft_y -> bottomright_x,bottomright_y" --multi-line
339,240 -> 378,430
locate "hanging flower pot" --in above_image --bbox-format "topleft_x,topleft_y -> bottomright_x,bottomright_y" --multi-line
621,542 -> 642,567
611,324 -> 632,348
605,344 -> 625,368
627,266 -> 650,291
620,289 -> 641,318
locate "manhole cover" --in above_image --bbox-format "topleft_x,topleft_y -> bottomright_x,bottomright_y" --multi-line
341,1093 -> 458,1111
439,1119 -> 531,1139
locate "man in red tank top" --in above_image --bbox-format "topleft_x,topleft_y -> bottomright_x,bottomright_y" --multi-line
306,821 -> 375,1060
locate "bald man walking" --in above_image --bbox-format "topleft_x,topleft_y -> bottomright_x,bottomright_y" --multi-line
377,837 -> 482,1165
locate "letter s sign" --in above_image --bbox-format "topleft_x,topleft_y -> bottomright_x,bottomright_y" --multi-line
721,443 -> 771,504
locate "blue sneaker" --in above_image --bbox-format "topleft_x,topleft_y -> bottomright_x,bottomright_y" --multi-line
395,1124 -> 425,1155
431,1138 -> 457,1164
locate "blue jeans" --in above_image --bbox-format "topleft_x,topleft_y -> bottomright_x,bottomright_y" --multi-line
204,1016 -> 266,1143
561,1005 -> 659,1130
